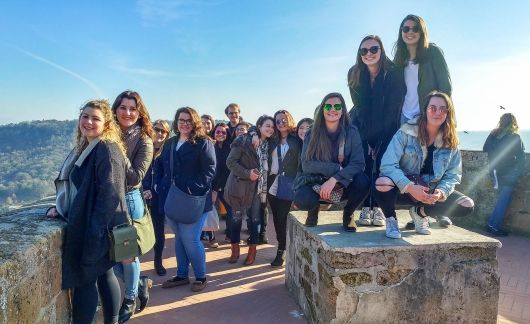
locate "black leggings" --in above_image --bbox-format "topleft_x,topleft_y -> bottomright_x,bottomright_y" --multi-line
150,199 -> 166,260
374,180 -> 474,219
268,194 -> 292,251
72,268 -> 121,324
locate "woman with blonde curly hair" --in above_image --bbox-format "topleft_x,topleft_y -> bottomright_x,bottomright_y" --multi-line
155,107 -> 216,292
374,91 -> 474,239
47,99 -> 128,323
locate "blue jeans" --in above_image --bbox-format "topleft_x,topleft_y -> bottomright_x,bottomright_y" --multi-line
167,212 -> 208,280
487,185 -> 514,230
113,188 -> 143,299
231,193 -> 263,245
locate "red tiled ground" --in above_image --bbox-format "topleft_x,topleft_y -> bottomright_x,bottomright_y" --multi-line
126,219 -> 530,324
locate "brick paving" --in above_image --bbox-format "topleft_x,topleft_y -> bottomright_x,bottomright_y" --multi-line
126,218 -> 530,324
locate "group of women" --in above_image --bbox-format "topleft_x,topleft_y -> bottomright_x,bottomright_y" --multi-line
45,13 -> 528,324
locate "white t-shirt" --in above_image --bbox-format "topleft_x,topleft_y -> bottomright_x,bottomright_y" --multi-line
402,60 -> 420,120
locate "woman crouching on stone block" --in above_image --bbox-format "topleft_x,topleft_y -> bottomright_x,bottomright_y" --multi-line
47,100 -> 127,324
374,91 -> 474,239
293,92 -> 370,231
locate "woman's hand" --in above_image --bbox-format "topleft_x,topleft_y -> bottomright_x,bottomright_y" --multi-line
426,189 -> 443,204
46,207 -> 59,218
143,190 -> 152,200
251,134 -> 260,149
407,184 -> 432,204
320,177 -> 338,201
249,169 -> 260,181
212,190 -> 218,203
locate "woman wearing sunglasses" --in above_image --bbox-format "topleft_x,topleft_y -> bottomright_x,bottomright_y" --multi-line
394,14 -> 451,125
347,35 -> 403,228
294,92 -> 369,231
374,91 -> 474,239
267,110 -> 301,268
210,122 -> 234,243
142,120 -> 171,278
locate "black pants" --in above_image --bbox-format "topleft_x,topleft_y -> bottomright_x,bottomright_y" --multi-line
149,198 -> 165,261
72,268 -> 121,324
218,190 -> 233,239
294,172 -> 370,217
362,140 -> 387,208
268,194 -> 292,250
374,181 -> 474,219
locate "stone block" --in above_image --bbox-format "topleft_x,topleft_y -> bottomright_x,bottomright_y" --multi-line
286,210 -> 501,324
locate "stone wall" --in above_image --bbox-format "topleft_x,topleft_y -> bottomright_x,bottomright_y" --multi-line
0,208 -> 70,324
457,150 -> 530,236
286,211 -> 501,324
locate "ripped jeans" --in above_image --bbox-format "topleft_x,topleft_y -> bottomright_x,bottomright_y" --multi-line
230,193 -> 265,245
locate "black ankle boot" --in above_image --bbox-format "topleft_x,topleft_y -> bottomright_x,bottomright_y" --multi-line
270,249 -> 285,268
343,211 -> 357,232
118,298 -> 135,323
154,257 -> 166,276
137,275 -> 153,313
259,232 -> 268,244
305,206 -> 319,227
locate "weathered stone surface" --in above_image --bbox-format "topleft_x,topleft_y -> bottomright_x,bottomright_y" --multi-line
0,209 -> 70,324
286,210 -> 501,324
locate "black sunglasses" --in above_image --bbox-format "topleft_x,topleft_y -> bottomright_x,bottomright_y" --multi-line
402,25 -> 420,33
359,46 -> 380,56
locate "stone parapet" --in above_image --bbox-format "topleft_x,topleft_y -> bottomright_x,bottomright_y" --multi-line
0,208 -> 70,324
286,210 -> 501,324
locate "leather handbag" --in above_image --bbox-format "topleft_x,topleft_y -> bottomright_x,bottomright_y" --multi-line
312,183 -> 344,204
164,141 -> 207,224
108,197 -> 138,262
275,145 -> 295,201
134,203 -> 156,255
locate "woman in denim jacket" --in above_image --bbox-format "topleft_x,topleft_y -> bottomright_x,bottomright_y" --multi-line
374,91 -> 474,239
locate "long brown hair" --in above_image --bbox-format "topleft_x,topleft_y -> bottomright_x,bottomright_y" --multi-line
393,14 -> 430,66
111,90 -> 155,140
273,109 -> 296,137
75,99 -> 126,155
417,91 -> 458,149
172,107 -> 210,144
492,113 -> 519,138
305,93 -> 351,161
348,35 -> 393,90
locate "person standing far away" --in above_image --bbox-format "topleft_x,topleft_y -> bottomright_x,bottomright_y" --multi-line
483,113 -> 526,236
225,103 -> 243,142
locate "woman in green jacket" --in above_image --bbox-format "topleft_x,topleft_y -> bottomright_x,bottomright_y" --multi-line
393,14 -> 452,125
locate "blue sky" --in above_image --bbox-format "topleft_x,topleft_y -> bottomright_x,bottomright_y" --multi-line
1,0 -> 529,130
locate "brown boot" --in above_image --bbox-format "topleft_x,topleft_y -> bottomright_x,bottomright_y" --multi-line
244,244 -> 257,265
229,243 -> 240,263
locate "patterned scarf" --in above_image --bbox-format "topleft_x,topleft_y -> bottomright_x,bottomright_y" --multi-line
257,141 -> 269,203
123,124 -> 142,160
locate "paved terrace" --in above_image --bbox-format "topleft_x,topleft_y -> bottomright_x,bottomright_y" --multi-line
129,211 -> 530,324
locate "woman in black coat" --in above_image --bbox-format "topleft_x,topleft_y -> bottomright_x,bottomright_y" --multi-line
347,35 -> 403,227
47,100 -> 128,324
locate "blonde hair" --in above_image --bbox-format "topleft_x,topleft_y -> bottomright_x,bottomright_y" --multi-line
76,99 -> 126,155
492,113 -> 519,138
417,91 -> 458,149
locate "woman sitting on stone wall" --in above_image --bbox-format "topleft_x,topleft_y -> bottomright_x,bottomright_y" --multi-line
374,91 -> 474,239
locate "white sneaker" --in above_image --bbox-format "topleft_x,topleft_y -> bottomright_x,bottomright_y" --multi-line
385,217 -> 401,239
358,207 -> 372,226
410,207 -> 431,235
372,207 -> 385,226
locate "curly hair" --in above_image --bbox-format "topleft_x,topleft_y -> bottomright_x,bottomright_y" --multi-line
75,99 -> 126,155
172,107 -> 210,144
492,113 -> 519,138
111,90 -> 155,140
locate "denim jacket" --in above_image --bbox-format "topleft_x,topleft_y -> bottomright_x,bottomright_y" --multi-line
379,118 -> 461,200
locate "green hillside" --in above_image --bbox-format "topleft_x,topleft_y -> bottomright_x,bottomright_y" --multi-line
0,120 -> 76,206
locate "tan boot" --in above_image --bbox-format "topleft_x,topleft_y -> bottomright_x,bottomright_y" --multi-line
229,243 -> 240,263
244,244 -> 257,265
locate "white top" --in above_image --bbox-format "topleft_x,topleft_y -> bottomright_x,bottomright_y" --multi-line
176,139 -> 185,150
269,142 -> 290,196
402,60 -> 420,120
